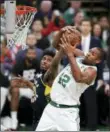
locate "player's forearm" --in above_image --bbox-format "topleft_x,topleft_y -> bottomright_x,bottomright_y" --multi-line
67,54 -> 82,82
73,49 -> 84,57
43,49 -> 63,83
51,49 -> 63,68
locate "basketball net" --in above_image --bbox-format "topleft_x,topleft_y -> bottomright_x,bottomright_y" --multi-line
1,6 -> 37,49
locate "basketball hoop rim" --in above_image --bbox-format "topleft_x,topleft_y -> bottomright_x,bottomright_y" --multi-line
0,6 -> 37,15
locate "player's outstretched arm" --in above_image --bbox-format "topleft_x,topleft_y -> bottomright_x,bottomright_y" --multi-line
43,49 -> 64,85
73,48 -> 84,57
60,35 -> 97,85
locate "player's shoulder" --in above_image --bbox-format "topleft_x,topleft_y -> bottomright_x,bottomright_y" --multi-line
85,66 -> 97,73
77,57 -> 97,71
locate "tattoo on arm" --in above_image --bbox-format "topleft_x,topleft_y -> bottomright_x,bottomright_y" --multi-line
67,55 -> 97,85
78,67 -> 97,85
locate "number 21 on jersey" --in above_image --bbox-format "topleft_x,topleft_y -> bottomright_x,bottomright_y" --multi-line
58,73 -> 70,88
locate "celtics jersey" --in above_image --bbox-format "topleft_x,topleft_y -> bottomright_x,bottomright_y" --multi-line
50,57 -> 97,105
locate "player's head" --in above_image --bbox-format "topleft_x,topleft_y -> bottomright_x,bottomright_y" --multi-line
84,47 -> 104,65
40,50 -> 55,71
25,48 -> 37,63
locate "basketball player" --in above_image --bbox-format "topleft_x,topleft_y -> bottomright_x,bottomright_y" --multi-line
35,34 -> 104,131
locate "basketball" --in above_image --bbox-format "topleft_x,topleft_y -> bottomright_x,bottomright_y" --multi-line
53,26 -> 81,50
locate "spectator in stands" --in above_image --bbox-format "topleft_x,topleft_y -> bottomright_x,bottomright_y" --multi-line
0,72 -> 11,131
0,72 -> 9,114
79,19 -> 102,55
99,16 -> 110,51
10,48 -> 40,130
72,10 -> 85,30
31,19 -> 50,50
107,32 -> 110,69
34,0 -> 53,27
107,32 -> 110,126
94,20 -> 110,126
0,37 -> 14,77
63,1 -> 85,25
96,82 -> 110,125
79,19 -> 103,130
16,33 -> 43,62
93,23 -> 102,40
41,10 -> 65,37
99,16 -> 109,31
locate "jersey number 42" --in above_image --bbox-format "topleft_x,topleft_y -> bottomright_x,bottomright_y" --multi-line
58,73 -> 70,88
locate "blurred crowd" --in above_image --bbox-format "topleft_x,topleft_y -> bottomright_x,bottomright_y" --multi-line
0,0 -> 110,131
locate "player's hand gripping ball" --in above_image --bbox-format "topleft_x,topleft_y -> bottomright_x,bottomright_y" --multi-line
52,26 -> 81,50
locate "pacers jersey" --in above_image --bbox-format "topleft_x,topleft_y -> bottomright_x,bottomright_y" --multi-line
51,57 -> 97,105
34,73 -> 51,107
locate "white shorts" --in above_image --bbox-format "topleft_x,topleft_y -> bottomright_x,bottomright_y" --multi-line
35,103 -> 80,131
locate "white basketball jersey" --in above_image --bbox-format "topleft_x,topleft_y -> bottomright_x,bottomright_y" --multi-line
51,57 -> 97,105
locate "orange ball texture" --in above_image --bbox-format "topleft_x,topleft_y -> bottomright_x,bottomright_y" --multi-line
53,27 -> 81,50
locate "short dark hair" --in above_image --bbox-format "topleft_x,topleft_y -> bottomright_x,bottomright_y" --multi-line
81,18 -> 92,26
42,49 -> 55,58
96,48 -> 105,61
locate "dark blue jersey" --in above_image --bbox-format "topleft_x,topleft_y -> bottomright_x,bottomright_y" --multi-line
34,73 -> 51,109
32,73 -> 51,128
